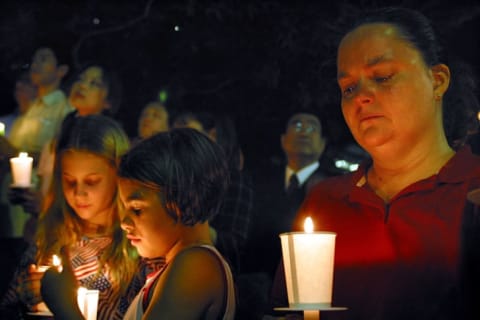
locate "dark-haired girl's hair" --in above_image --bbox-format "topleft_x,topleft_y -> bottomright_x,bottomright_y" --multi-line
118,128 -> 230,226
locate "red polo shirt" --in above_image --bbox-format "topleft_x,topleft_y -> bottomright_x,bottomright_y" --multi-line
289,146 -> 480,319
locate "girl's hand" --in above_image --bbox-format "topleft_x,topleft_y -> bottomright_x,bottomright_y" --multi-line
40,248 -> 84,319
17,264 -> 45,311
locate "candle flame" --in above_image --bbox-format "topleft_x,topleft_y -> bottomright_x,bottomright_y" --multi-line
52,254 -> 61,266
52,254 -> 63,272
304,216 -> 314,233
19,152 -> 28,158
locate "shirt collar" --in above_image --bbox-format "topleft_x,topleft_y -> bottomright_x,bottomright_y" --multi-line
286,161 -> 320,188
437,145 -> 479,183
40,89 -> 65,107
352,145 -> 479,188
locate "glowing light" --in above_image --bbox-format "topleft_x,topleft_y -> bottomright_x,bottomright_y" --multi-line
158,89 -> 168,103
349,163 -> 359,171
304,216 -> 314,233
174,25 -> 180,31
335,159 -> 359,172
52,255 -> 61,267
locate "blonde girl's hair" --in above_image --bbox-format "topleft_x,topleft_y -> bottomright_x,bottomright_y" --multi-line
36,114 -> 138,291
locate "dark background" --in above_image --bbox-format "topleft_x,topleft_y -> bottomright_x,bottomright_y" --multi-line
1,0 -> 479,171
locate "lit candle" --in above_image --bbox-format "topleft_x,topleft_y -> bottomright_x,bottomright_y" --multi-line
280,217 -> 336,309
77,287 -> 99,320
36,254 -> 62,272
33,255 -> 62,314
10,152 -> 33,187
0,122 -> 5,136
52,254 -> 62,272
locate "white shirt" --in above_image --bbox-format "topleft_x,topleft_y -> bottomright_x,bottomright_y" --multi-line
9,89 -> 73,154
285,161 -> 320,190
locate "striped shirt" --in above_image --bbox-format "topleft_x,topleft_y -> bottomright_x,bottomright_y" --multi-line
0,235 -> 129,320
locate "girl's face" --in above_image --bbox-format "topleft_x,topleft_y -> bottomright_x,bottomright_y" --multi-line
119,179 -> 180,258
337,23 -> 441,154
138,103 -> 169,139
61,150 -> 117,226
69,66 -> 109,116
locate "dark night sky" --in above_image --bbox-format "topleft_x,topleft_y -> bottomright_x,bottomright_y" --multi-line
1,0 -> 479,170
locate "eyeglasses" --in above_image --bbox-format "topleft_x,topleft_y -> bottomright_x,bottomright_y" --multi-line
288,120 -> 319,134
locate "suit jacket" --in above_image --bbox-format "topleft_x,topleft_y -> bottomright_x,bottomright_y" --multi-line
244,162 -> 329,277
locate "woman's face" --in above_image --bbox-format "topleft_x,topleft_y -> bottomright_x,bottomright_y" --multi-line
61,150 -> 117,226
138,102 -> 169,139
337,23 -> 441,154
119,179 -> 180,258
69,66 -> 109,116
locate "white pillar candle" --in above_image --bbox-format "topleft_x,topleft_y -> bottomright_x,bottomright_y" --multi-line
280,217 -> 336,309
10,152 -> 33,187
77,287 -> 99,320
0,122 -> 5,136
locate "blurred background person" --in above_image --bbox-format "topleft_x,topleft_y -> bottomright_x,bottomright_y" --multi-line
240,112 -> 331,319
0,71 -> 37,138
131,100 -> 169,146
246,112 -> 329,277
2,46 -> 71,161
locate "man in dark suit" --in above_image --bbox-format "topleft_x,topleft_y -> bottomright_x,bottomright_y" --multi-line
237,112 -> 330,319
247,112 -> 329,279
279,112 -> 328,229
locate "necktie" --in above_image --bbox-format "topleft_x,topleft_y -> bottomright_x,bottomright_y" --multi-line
287,173 -> 299,196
